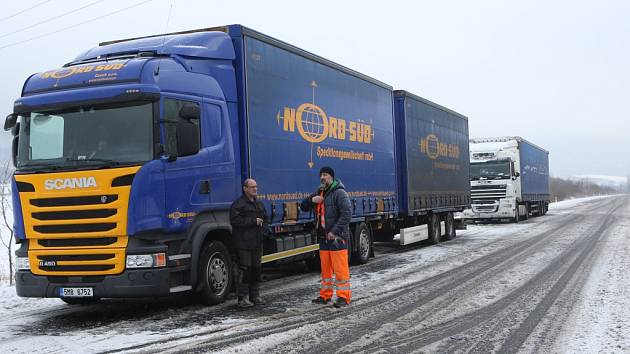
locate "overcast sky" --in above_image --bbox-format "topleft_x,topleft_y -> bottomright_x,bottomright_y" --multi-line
0,0 -> 628,178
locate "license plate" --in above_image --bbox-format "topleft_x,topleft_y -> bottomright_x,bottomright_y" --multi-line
60,287 -> 93,298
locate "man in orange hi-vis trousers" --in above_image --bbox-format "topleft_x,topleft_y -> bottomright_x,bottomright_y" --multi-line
301,166 -> 352,308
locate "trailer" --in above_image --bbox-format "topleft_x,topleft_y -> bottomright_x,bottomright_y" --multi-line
389,91 -> 470,245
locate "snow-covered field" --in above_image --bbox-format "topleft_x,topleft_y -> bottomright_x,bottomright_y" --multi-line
0,194 -> 627,353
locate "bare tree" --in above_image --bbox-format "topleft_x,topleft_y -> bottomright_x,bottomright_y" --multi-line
0,160 -> 15,285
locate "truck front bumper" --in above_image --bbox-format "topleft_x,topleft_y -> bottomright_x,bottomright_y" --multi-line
15,267 -> 171,298
463,202 -> 515,220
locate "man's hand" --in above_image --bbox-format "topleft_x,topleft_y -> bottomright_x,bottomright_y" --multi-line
326,232 -> 335,240
312,196 -> 324,204
256,218 -> 264,226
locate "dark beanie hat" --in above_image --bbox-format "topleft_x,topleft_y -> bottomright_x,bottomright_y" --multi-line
319,166 -> 335,179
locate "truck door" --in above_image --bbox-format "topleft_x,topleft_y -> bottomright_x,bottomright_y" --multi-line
160,95 -> 235,233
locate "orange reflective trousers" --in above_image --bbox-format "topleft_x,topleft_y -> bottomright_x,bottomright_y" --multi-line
319,249 -> 351,303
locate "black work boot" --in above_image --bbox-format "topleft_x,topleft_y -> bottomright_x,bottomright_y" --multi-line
237,297 -> 254,308
250,295 -> 264,305
312,296 -> 331,304
333,297 -> 349,308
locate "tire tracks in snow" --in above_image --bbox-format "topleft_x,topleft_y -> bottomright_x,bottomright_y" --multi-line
355,196 -> 626,353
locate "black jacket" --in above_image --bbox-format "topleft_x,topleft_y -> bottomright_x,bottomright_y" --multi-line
230,195 -> 268,250
300,178 -> 351,240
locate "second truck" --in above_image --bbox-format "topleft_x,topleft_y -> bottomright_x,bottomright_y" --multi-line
463,136 -> 550,222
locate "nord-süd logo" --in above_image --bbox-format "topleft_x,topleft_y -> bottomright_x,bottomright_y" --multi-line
277,103 -> 372,144
419,134 -> 460,160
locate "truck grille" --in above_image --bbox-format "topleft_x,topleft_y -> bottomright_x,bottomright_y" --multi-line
30,195 -> 118,207
26,191 -> 129,274
32,209 -> 117,221
38,237 -> 118,247
472,204 -> 499,213
15,166 -> 139,276
30,248 -> 125,275
34,223 -> 117,234
471,184 -> 507,201
25,192 -> 127,241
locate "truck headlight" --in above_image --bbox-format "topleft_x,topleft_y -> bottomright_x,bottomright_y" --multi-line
16,257 -> 30,271
126,253 -> 166,268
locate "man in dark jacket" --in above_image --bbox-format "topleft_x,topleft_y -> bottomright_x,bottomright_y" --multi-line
230,178 -> 267,308
300,166 -> 352,308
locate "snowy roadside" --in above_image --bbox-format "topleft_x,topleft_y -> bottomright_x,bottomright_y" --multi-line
551,198 -> 630,353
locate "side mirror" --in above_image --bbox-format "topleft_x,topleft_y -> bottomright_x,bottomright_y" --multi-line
513,172 -> 520,178
175,120 -> 200,157
179,104 -> 200,120
4,113 -> 17,132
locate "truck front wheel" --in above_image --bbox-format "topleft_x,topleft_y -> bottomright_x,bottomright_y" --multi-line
512,207 -> 520,223
197,241 -> 232,305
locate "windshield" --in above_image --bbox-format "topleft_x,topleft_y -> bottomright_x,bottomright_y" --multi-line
17,102 -> 154,171
470,161 -> 511,180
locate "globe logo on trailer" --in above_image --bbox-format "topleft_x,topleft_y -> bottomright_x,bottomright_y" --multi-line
296,103 -> 328,143
426,134 -> 440,160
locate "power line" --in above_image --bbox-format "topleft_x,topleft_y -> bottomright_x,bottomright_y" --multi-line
0,0 -> 106,40
0,0 -> 53,22
0,0 -> 155,51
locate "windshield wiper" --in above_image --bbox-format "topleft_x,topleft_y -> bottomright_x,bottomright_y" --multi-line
18,162 -> 62,171
65,158 -> 123,168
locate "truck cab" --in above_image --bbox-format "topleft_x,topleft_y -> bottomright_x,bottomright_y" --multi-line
7,31 -> 242,303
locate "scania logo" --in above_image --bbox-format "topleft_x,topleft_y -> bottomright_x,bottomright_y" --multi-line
44,177 -> 97,190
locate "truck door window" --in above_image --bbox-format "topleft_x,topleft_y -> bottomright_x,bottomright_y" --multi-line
163,98 -> 200,156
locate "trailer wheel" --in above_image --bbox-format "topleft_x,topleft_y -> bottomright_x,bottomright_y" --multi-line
523,204 -> 529,220
351,223 -> 372,265
197,241 -> 232,305
428,214 -> 441,245
442,212 -> 456,240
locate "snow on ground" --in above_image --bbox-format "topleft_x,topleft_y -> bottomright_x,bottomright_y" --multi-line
0,195 -> 625,354
551,198 -> 630,353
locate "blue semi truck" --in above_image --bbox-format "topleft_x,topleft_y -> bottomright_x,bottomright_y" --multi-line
6,25 -> 469,304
